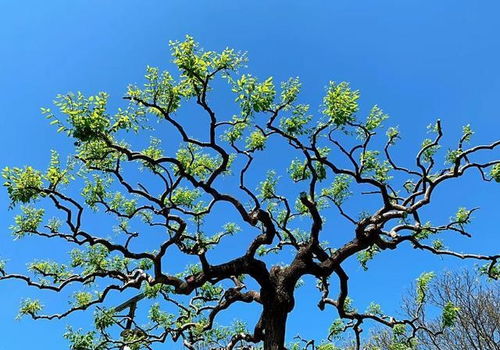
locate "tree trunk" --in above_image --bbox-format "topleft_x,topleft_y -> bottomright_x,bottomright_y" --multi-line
263,306 -> 289,350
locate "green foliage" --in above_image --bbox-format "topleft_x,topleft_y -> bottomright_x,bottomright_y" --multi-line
490,163 -> 500,182
142,137 -> 164,168
18,298 -> 43,318
70,244 -> 115,276
442,301 -> 460,327
321,174 -> 351,205
168,187 -> 201,208
386,126 -> 400,144
323,81 -> 359,126
421,138 -> 440,163
317,343 -> 338,350
445,148 -> 462,165
46,150 -> 71,187
416,271 -> 435,304
171,35 -> 245,86
280,77 -> 301,105
76,138 -> 117,170
222,116 -> 249,143
2,166 -> 44,206
143,282 -> 173,298
392,324 -> 406,336
328,318 -> 346,339
414,221 -> 434,240
453,207 -> 472,226
366,302 -> 383,316
175,144 -> 223,180
432,239 -> 444,250
259,170 -> 278,200
82,175 -> 109,209
246,130 -> 267,151
109,192 -> 137,216
288,159 -> 310,182
360,151 -> 392,183
149,303 -> 174,327
11,205 -> 44,238
28,260 -> 71,284
94,308 -> 115,330
365,105 -> 389,132
462,124 -> 474,143
280,104 -> 312,136
357,245 -> 380,271
137,66 -> 184,114
479,262 -> 500,279
64,328 -> 97,350
52,92 -> 110,141
72,291 -> 94,308
233,75 -> 276,116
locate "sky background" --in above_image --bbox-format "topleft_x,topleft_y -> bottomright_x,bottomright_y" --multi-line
1,1 -> 499,349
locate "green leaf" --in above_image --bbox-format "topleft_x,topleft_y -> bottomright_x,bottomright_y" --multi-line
416,271 -> 435,304
442,301 -> 460,327
323,81 -> 359,126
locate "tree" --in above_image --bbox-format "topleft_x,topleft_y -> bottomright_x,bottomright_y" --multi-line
353,270 -> 500,350
1,36 -> 499,350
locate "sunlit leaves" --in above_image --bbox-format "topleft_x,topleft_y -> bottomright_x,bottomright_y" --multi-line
461,124 -> 474,143
258,170 -> 278,200
421,138 -> 440,163
82,175 -> 109,210
18,298 -> 43,319
94,308 -> 115,331
328,318 -> 346,339
490,163 -> 500,182
366,302 -> 383,316
416,271 -> 435,305
28,260 -> 71,284
170,35 -> 245,84
64,328 -> 97,350
70,244 -> 114,276
175,144 -> 222,180
11,205 -> 44,238
357,245 -> 380,271
360,151 -> 392,183
2,166 -> 44,206
280,104 -> 312,136
280,77 -> 301,105
142,137 -> 164,169
109,192 -> 137,217
168,187 -> 201,209
386,126 -> 400,145
233,75 -> 276,116
442,301 -> 460,328
453,207 -> 472,227
46,150 -> 71,187
149,303 -> 174,328
323,81 -> 359,126
141,66 -> 184,113
72,291 -> 94,308
321,174 -> 351,205
288,159 -> 310,182
365,105 -> 389,132
222,116 -> 248,143
432,239 -> 444,250
54,92 -> 111,142
245,130 -> 267,151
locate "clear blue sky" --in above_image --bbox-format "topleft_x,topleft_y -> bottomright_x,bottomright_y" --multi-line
1,1 -> 499,349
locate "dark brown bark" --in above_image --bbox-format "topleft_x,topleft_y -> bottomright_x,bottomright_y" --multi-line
260,267 -> 296,350
263,306 -> 289,350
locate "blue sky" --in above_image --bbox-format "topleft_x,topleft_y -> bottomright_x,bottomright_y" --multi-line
1,1 -> 499,348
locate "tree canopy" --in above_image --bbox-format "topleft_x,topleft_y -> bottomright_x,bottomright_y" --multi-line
1,36 -> 499,350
